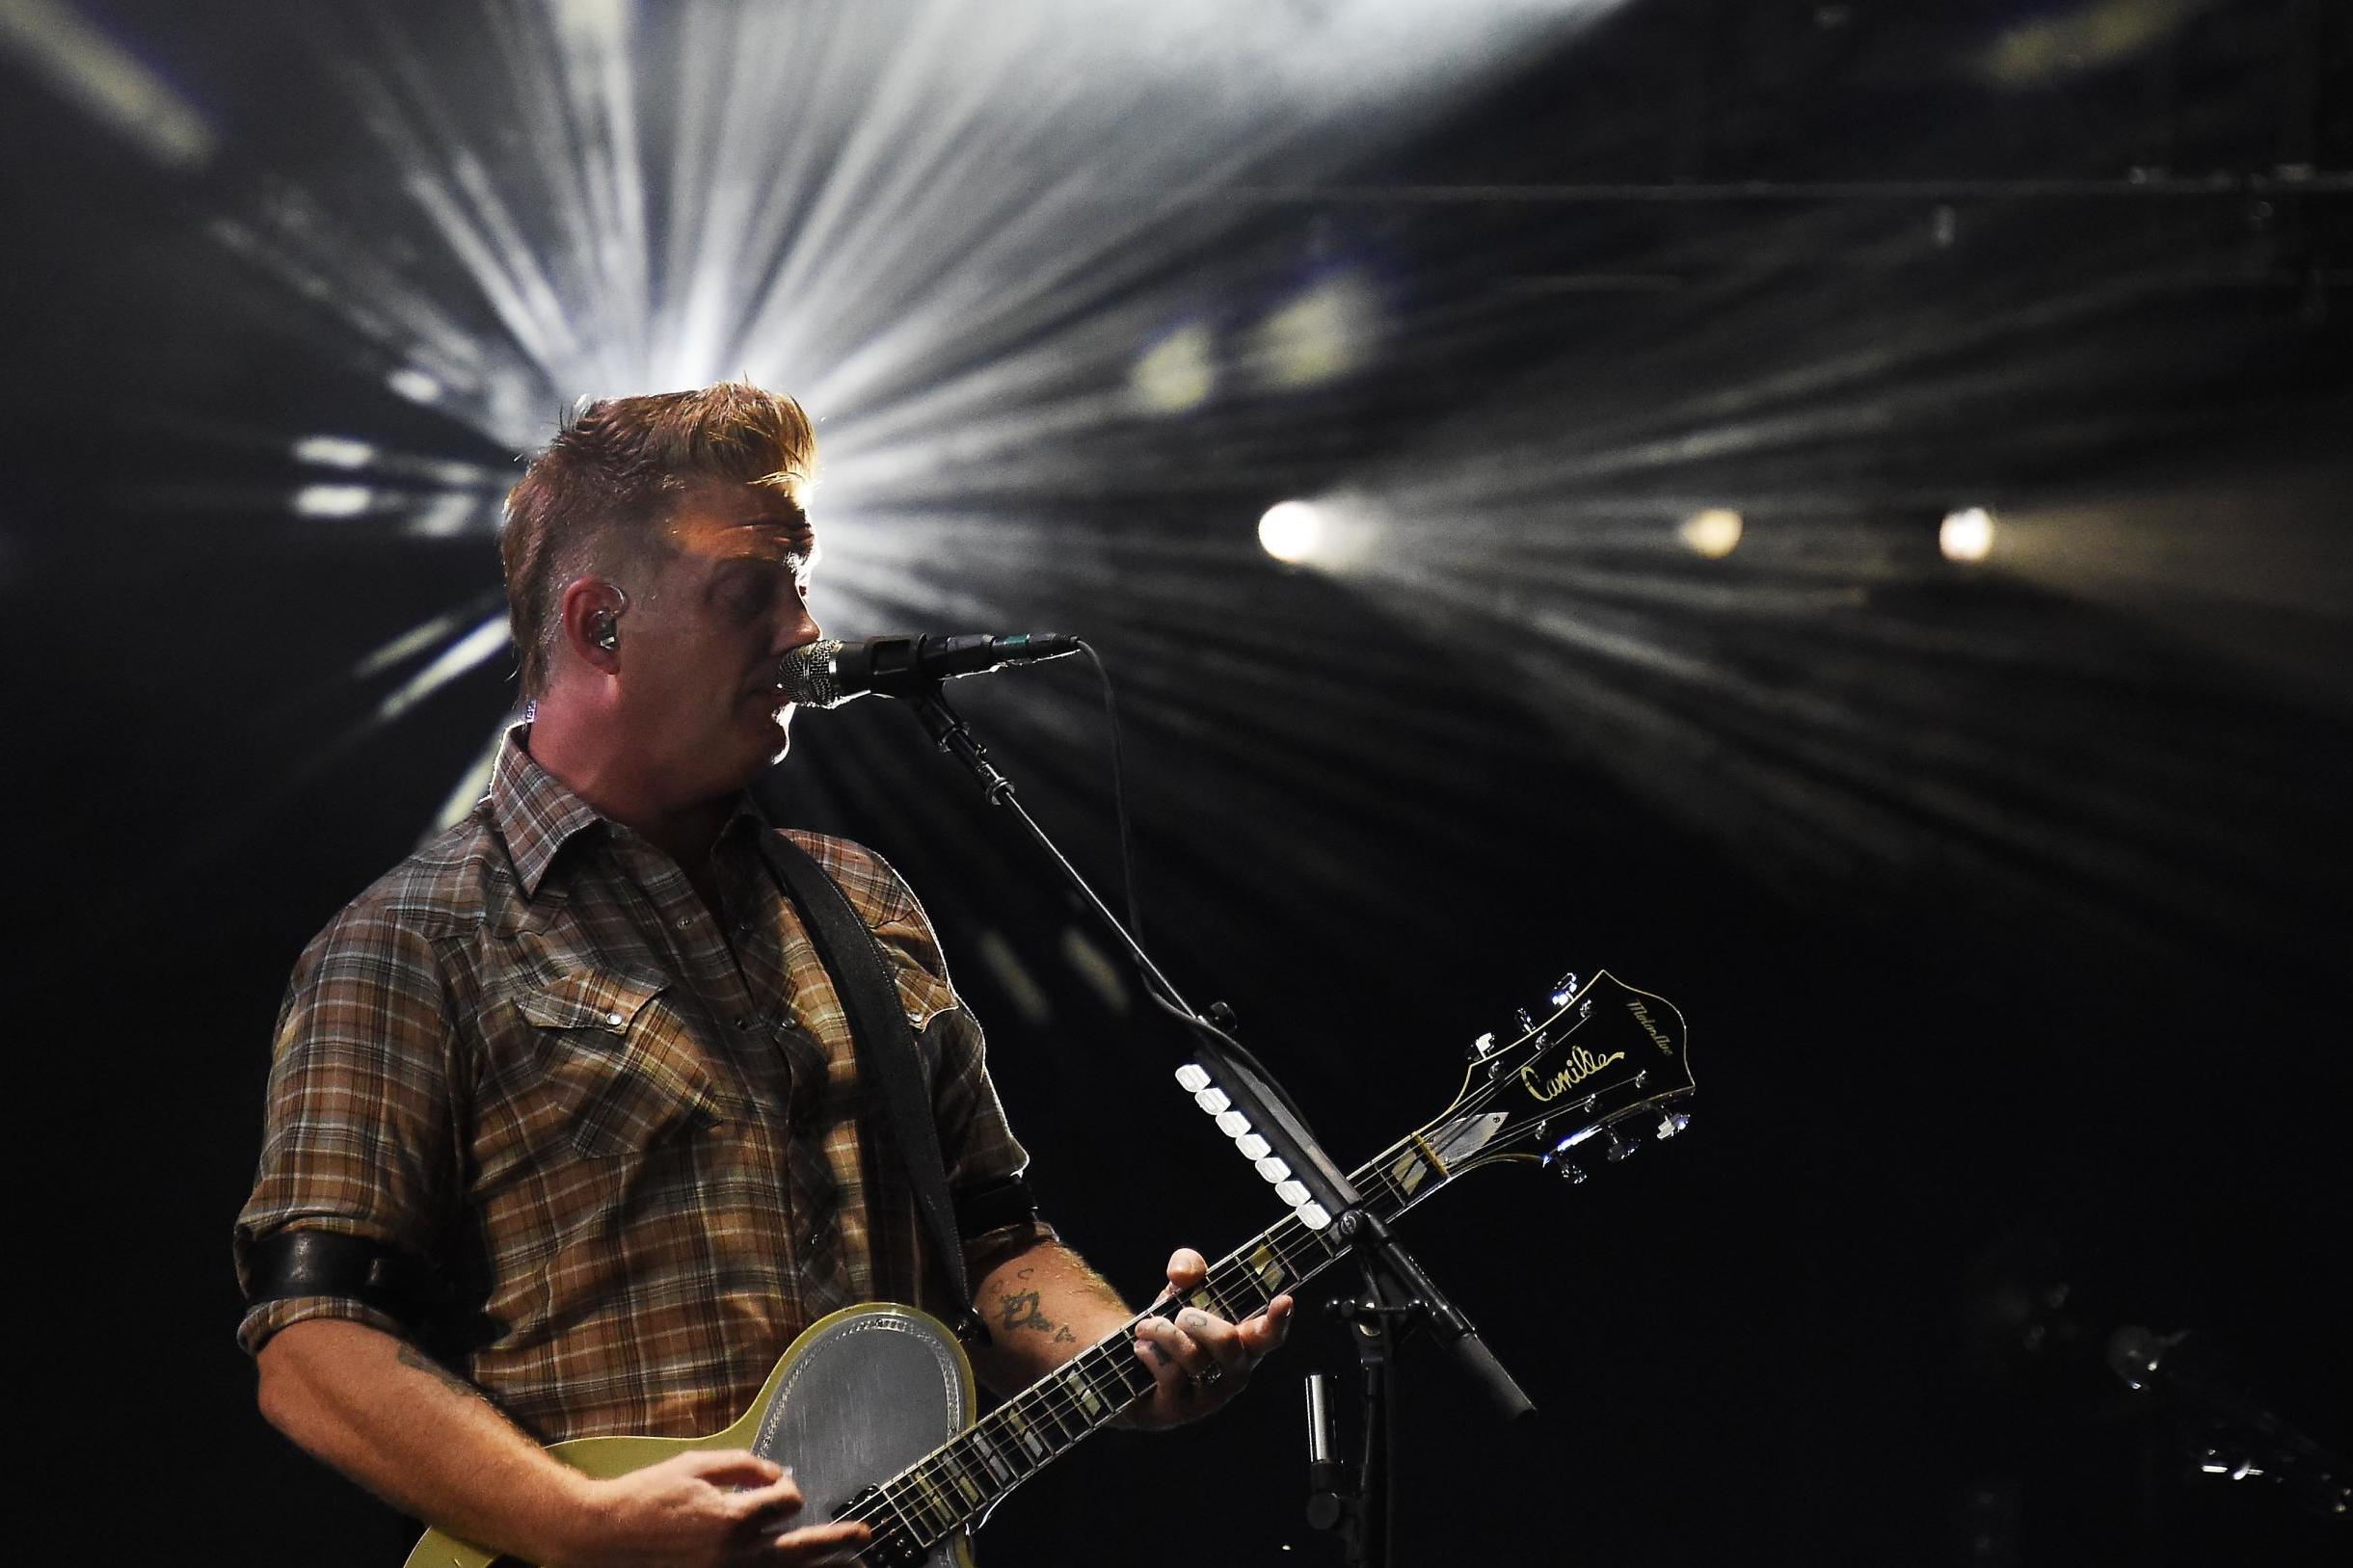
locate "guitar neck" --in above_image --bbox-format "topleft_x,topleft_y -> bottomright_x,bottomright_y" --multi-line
849,1137 -> 1442,1552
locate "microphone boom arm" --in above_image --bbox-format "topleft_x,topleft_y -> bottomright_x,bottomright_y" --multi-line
904,682 -> 1537,1432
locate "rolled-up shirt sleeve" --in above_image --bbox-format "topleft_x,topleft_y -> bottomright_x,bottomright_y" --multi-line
232,897 -> 463,1354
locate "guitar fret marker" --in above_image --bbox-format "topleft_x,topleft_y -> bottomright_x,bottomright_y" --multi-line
1068,1366 -> 1105,1417
970,1430 -> 1018,1485
1005,1407 -> 1052,1459
1248,1244 -> 1288,1292
905,1471 -> 951,1533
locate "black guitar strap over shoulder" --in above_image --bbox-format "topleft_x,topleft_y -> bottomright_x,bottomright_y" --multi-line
751,826 -> 991,1348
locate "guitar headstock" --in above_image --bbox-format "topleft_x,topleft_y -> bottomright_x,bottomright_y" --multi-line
1418,970 -> 1695,1183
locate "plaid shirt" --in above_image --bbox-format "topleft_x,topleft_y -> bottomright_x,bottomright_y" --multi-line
235,728 -> 1050,1443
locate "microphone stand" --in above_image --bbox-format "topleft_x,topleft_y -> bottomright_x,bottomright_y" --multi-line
905,686 -> 1534,1560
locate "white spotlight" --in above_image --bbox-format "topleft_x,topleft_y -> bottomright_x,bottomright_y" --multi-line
1258,500 -> 1324,564
1131,323 -> 1216,413
387,367 -> 444,405
294,435 -> 377,468
1940,506 -> 1996,563
1678,507 -> 1743,559
1250,273 -> 1380,390
295,484 -> 374,518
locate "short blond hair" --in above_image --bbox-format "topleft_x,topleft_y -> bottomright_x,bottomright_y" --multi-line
500,382 -> 817,694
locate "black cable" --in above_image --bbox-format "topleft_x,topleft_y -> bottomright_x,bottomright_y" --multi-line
1077,640 -> 1329,1147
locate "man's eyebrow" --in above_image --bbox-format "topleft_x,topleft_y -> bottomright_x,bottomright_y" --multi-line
715,515 -> 818,545
714,522 -> 816,572
719,508 -> 814,539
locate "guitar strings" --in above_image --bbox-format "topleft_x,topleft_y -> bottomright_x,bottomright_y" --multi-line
831,1202 -> 1353,1548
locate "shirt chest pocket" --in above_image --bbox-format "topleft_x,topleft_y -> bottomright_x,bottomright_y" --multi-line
891,962 -> 962,1043
518,971 -> 732,1159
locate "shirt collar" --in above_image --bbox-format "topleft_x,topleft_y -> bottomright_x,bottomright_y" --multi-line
490,725 -> 608,898
491,724 -> 771,898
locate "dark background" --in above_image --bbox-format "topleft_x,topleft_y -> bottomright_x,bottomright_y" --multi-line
5,2 -> 2347,1563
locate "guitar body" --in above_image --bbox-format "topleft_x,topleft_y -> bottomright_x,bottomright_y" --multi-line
403,1303 -> 978,1568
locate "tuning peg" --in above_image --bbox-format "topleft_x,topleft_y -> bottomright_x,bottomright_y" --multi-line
1465,1030 -> 1497,1061
1553,1159 -> 1588,1184
1513,1007 -> 1537,1038
1654,1108 -> 1691,1140
1549,971 -> 1581,1007
1604,1127 -> 1641,1162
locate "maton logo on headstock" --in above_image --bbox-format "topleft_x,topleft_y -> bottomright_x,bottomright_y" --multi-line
1626,997 -> 1676,1055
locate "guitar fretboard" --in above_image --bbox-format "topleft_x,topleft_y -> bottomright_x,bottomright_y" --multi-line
842,1140 -> 1443,1553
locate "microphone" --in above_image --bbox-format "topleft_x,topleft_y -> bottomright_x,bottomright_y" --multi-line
780,633 -> 1082,709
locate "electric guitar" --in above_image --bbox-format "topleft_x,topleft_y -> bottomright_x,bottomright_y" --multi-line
407,970 -> 1695,1568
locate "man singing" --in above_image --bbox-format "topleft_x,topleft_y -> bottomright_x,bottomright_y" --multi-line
235,382 -> 1291,1566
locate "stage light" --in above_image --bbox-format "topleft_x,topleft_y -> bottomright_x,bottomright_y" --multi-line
1978,0 -> 2202,88
408,493 -> 485,538
1131,323 -> 1216,413
1259,500 -> 1324,564
295,436 -> 377,468
295,484 -> 373,518
1679,507 -> 1743,558
1941,506 -> 1996,562
387,368 -> 444,405
1250,273 -> 1380,390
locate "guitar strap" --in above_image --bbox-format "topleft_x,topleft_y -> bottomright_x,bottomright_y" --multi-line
751,824 -> 992,1348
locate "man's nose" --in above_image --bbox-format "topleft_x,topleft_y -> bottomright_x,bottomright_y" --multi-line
780,597 -> 823,651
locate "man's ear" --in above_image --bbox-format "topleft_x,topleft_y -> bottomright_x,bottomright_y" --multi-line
557,577 -> 630,672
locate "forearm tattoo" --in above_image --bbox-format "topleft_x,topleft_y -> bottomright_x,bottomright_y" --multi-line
997,1265 -> 1078,1344
396,1342 -> 486,1401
